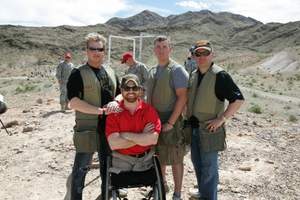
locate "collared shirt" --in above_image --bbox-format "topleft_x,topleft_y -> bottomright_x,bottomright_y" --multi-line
105,99 -> 161,155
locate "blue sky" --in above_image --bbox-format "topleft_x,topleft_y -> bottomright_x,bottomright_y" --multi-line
0,0 -> 298,26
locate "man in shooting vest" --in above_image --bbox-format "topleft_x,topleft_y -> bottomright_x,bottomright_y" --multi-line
56,51 -> 74,111
186,40 -> 244,200
147,36 -> 189,200
67,33 -> 120,200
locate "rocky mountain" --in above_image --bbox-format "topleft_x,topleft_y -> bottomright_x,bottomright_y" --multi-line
106,10 -> 167,29
0,10 -> 299,70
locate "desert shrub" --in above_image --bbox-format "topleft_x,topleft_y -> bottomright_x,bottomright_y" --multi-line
248,104 -> 262,114
252,93 -> 258,98
15,83 -> 37,93
43,83 -> 52,88
288,115 -> 298,122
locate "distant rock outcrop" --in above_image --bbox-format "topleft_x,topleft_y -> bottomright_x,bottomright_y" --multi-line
260,50 -> 300,73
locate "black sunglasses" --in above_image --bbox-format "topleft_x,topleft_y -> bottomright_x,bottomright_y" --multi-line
194,50 -> 211,57
122,86 -> 140,92
88,47 -> 105,52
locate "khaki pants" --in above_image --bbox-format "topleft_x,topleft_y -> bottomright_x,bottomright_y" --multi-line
156,144 -> 185,165
110,150 -> 155,174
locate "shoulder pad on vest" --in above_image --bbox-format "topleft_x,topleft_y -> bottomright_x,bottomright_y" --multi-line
78,64 -> 89,71
211,64 -> 224,74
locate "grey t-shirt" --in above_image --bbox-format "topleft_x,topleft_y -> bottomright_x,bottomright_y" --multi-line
156,61 -> 189,90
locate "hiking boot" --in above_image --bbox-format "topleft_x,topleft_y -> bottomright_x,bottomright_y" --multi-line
118,188 -> 128,197
189,188 -> 200,199
172,193 -> 182,200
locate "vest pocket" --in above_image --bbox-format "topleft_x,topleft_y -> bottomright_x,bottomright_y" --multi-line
73,130 -> 99,152
158,120 -> 184,145
199,126 -> 226,152
182,126 -> 192,145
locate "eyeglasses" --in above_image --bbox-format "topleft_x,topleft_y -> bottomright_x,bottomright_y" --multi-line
122,86 -> 140,92
88,47 -> 105,52
194,50 -> 211,57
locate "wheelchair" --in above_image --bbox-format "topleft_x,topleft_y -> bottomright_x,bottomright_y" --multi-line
104,153 -> 166,200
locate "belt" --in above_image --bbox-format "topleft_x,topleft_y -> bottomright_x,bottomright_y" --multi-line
128,149 -> 150,158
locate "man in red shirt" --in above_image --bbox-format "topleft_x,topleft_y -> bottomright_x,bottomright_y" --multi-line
105,74 -> 161,172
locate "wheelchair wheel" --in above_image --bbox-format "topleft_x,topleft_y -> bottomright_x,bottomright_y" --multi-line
152,156 -> 166,200
104,156 -> 111,200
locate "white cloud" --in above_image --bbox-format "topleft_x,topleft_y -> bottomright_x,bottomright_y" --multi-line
176,0 -> 299,23
175,1 -> 209,10
224,0 -> 300,23
0,0 -> 128,26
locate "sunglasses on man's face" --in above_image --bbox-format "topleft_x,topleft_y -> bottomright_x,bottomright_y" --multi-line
122,86 -> 140,92
194,50 -> 211,57
88,47 -> 105,52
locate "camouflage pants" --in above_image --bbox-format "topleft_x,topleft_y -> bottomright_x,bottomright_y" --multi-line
59,83 -> 68,106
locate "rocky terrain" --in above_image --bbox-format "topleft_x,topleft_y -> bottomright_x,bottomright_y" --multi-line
0,78 -> 299,200
0,9 -> 300,200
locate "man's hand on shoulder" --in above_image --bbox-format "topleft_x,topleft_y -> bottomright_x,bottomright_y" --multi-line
105,101 -> 123,114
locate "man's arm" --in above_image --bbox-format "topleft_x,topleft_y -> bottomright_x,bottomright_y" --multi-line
222,99 -> 244,119
69,97 -> 105,115
206,99 -> 244,132
121,131 -> 159,146
163,88 -> 188,131
141,64 -> 149,85
107,132 -> 136,150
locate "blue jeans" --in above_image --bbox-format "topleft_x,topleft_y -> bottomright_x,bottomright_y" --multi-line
71,149 -> 109,200
191,128 -> 219,200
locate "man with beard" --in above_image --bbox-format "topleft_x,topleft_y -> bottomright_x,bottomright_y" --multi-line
105,74 -> 161,173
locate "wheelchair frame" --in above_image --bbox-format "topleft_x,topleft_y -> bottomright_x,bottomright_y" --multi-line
104,154 -> 166,200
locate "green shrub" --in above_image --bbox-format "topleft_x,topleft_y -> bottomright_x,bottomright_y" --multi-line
15,84 -> 37,93
248,104 -> 262,114
288,115 -> 298,122
252,93 -> 258,98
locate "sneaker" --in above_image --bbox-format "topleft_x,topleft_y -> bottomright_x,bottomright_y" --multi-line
189,188 -> 200,199
118,188 -> 128,197
172,194 -> 182,200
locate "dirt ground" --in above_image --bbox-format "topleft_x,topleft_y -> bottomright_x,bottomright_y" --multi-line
0,79 -> 299,200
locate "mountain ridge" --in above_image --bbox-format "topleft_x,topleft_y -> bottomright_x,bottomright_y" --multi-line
0,10 -> 299,68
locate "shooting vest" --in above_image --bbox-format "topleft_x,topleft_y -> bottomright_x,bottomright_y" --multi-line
147,60 -> 184,145
73,64 -> 117,152
186,64 -> 226,152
